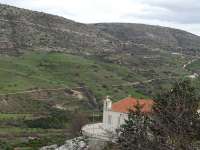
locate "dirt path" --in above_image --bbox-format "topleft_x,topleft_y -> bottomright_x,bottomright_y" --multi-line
0,77 -> 175,96
0,87 -> 67,96
111,77 -> 177,88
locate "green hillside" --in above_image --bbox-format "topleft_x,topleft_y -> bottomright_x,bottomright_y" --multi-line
0,51 -> 146,99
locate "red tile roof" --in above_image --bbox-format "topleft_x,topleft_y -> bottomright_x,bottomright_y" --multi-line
111,97 -> 154,113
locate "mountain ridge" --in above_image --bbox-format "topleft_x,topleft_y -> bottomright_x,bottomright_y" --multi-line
0,3 -> 200,56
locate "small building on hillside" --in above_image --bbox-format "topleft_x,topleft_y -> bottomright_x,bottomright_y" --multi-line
103,96 -> 154,132
82,96 -> 154,141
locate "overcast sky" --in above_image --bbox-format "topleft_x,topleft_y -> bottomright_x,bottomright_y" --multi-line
1,0 -> 200,35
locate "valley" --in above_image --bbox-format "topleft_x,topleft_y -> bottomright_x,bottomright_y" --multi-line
0,3 -> 200,149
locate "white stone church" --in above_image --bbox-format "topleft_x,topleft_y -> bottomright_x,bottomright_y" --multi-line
103,96 -> 153,132
82,96 -> 154,140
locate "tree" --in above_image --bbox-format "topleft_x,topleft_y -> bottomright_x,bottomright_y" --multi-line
151,80 -> 200,150
117,80 -> 200,150
0,140 -> 12,150
118,102 -> 153,150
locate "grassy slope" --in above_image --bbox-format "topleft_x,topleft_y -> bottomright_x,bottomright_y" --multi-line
0,51 -> 145,100
187,59 -> 200,74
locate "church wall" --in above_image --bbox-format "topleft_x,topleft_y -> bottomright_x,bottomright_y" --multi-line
103,110 -> 128,132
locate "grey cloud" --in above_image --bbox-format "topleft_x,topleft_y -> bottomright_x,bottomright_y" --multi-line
136,0 -> 200,11
132,0 -> 200,24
